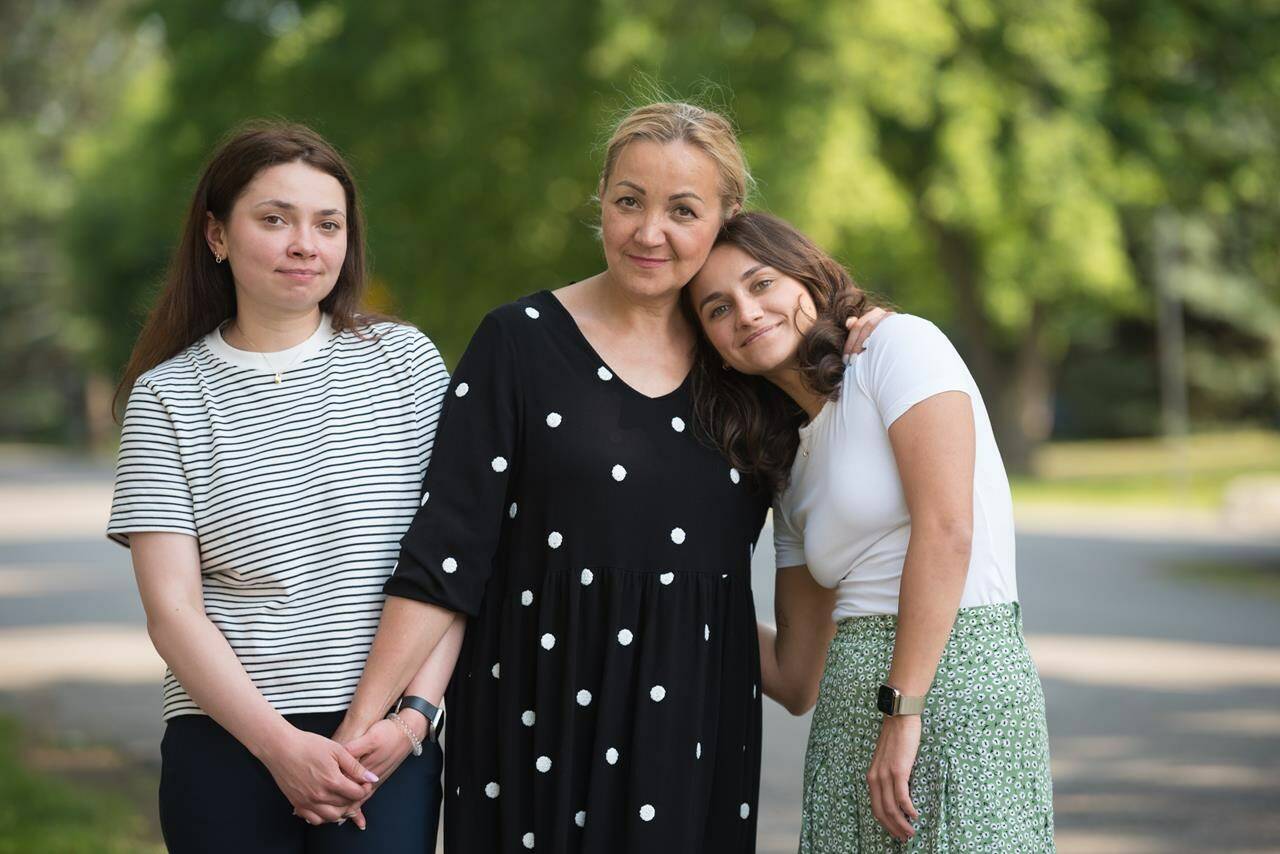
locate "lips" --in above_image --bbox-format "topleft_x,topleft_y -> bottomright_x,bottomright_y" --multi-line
740,320 -> 783,348
277,269 -> 321,279
626,254 -> 669,269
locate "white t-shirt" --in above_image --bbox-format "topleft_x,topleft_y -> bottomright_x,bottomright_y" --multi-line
107,316 -> 449,718
773,314 -> 1018,620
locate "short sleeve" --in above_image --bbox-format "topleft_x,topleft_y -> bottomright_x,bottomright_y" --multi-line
106,380 -> 198,547
856,315 -> 974,430
384,311 -> 520,616
771,496 -> 806,569
406,329 -> 451,464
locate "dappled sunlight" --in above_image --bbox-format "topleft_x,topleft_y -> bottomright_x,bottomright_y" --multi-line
0,624 -> 161,690
1028,634 -> 1280,690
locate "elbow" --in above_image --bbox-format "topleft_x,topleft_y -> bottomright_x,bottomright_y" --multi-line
783,682 -> 821,716
921,516 -> 973,564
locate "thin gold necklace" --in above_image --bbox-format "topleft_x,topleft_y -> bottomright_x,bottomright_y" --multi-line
233,323 -> 311,385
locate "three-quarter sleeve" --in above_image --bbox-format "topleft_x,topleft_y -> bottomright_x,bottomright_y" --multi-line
384,311 -> 521,616
106,380 -> 198,547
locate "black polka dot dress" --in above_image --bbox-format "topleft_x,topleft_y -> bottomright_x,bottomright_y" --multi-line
385,291 -> 770,853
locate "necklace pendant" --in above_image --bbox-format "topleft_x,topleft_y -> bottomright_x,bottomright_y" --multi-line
274,373 -> 283,385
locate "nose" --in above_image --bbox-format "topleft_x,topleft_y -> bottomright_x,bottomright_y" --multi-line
632,212 -> 666,248
736,294 -> 765,326
288,225 -> 317,259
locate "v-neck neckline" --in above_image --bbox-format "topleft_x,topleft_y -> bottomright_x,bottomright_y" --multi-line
536,289 -> 692,402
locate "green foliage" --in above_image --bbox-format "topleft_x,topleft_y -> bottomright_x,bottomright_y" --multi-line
4,0 -> 1278,454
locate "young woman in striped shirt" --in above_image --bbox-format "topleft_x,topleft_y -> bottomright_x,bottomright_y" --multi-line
108,122 -> 461,852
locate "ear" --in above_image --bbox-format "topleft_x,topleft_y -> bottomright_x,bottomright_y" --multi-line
205,211 -> 227,258
724,202 -> 742,222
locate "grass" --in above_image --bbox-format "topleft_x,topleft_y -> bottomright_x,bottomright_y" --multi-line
1011,429 -> 1280,508
0,717 -> 161,853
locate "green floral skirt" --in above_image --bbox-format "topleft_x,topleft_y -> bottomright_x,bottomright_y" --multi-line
799,603 -> 1055,853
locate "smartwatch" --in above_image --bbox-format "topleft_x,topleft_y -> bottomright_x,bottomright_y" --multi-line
396,695 -> 446,742
876,683 -> 926,716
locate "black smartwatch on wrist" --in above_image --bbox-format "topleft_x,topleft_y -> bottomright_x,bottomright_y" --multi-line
395,695 -> 445,742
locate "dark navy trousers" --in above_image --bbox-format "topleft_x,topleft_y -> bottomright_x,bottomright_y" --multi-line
158,711 -> 441,853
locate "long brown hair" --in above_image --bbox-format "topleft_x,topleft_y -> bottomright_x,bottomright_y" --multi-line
113,120 -> 374,418
687,212 -> 881,494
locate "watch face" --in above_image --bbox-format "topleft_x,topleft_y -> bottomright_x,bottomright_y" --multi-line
876,684 -> 897,715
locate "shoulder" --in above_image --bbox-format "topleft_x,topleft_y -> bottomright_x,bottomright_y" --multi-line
467,292 -> 552,351
134,339 -> 208,396
355,319 -> 441,357
865,313 -> 949,349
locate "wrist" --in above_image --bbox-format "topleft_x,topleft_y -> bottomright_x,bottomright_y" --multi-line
246,716 -> 297,762
396,706 -> 430,742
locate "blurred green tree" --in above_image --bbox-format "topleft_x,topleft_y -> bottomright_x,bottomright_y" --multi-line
43,0 -> 1280,463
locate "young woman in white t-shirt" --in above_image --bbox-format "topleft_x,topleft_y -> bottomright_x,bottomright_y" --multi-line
108,122 -> 462,852
685,212 -> 1054,851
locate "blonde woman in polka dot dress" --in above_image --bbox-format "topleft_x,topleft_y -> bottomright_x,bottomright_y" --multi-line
686,212 -> 1055,852
331,106 -> 888,853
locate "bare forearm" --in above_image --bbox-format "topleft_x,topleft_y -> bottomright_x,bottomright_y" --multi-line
147,610 -> 290,758
405,616 -> 464,705
887,525 -> 971,697
344,596 -> 458,733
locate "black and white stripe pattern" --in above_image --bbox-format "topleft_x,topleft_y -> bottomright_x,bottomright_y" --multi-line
108,318 -> 449,719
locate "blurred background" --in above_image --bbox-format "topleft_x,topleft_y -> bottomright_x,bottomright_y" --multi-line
1,0 -> 1277,850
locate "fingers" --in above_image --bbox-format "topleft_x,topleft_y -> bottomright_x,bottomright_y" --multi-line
867,764 -> 916,843
335,745 -> 380,787
344,732 -> 375,757
293,807 -> 325,826
843,310 -> 878,355
351,805 -> 367,831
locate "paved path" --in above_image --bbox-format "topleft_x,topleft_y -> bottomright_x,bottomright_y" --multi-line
2,450 -> 1278,852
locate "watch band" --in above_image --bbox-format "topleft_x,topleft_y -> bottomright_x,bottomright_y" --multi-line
877,683 -> 926,716
396,695 -> 445,742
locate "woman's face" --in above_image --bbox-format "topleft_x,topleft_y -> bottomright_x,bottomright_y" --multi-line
689,243 -> 818,376
600,139 -> 726,300
207,160 -> 348,316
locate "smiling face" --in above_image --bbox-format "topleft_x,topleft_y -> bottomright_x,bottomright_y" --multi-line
599,139 -> 727,300
206,160 -> 348,316
690,243 -> 819,377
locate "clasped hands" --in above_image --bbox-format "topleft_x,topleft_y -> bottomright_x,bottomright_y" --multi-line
261,714 -> 420,830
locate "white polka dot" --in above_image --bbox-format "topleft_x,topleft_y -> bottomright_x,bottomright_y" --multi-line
704,624 -> 710,641
442,557 -> 458,574
659,572 -> 674,585
671,417 -> 685,432
521,710 -> 536,727
522,832 -> 535,849
509,502 -> 518,518
525,306 -> 540,319
740,803 -> 750,819
752,683 -> 758,698
611,464 -> 627,482
597,366 -> 613,381
541,633 -> 556,650
548,531 -> 563,549
696,741 -> 702,759
456,786 -> 460,796
491,662 -> 500,679
574,810 -> 586,828
580,568 -> 593,585
670,528 -> 686,545
521,589 -> 533,606
639,804 -> 655,822
605,747 -> 619,765
536,755 -> 552,773
420,491 -> 430,506
576,689 -> 592,706
455,382 -> 469,397
546,412 -> 561,427
721,573 -> 728,579
729,467 -> 740,484
485,781 -> 500,798
492,456 -> 508,472
650,685 -> 666,702
617,628 -> 633,646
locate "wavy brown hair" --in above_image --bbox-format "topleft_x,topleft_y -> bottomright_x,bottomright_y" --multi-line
113,120 -> 377,418
686,212 -> 881,494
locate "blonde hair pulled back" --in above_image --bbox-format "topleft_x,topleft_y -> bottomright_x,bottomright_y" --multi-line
599,101 -> 751,217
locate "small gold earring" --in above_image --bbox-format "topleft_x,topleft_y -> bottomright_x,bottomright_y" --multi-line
214,252 -> 224,263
